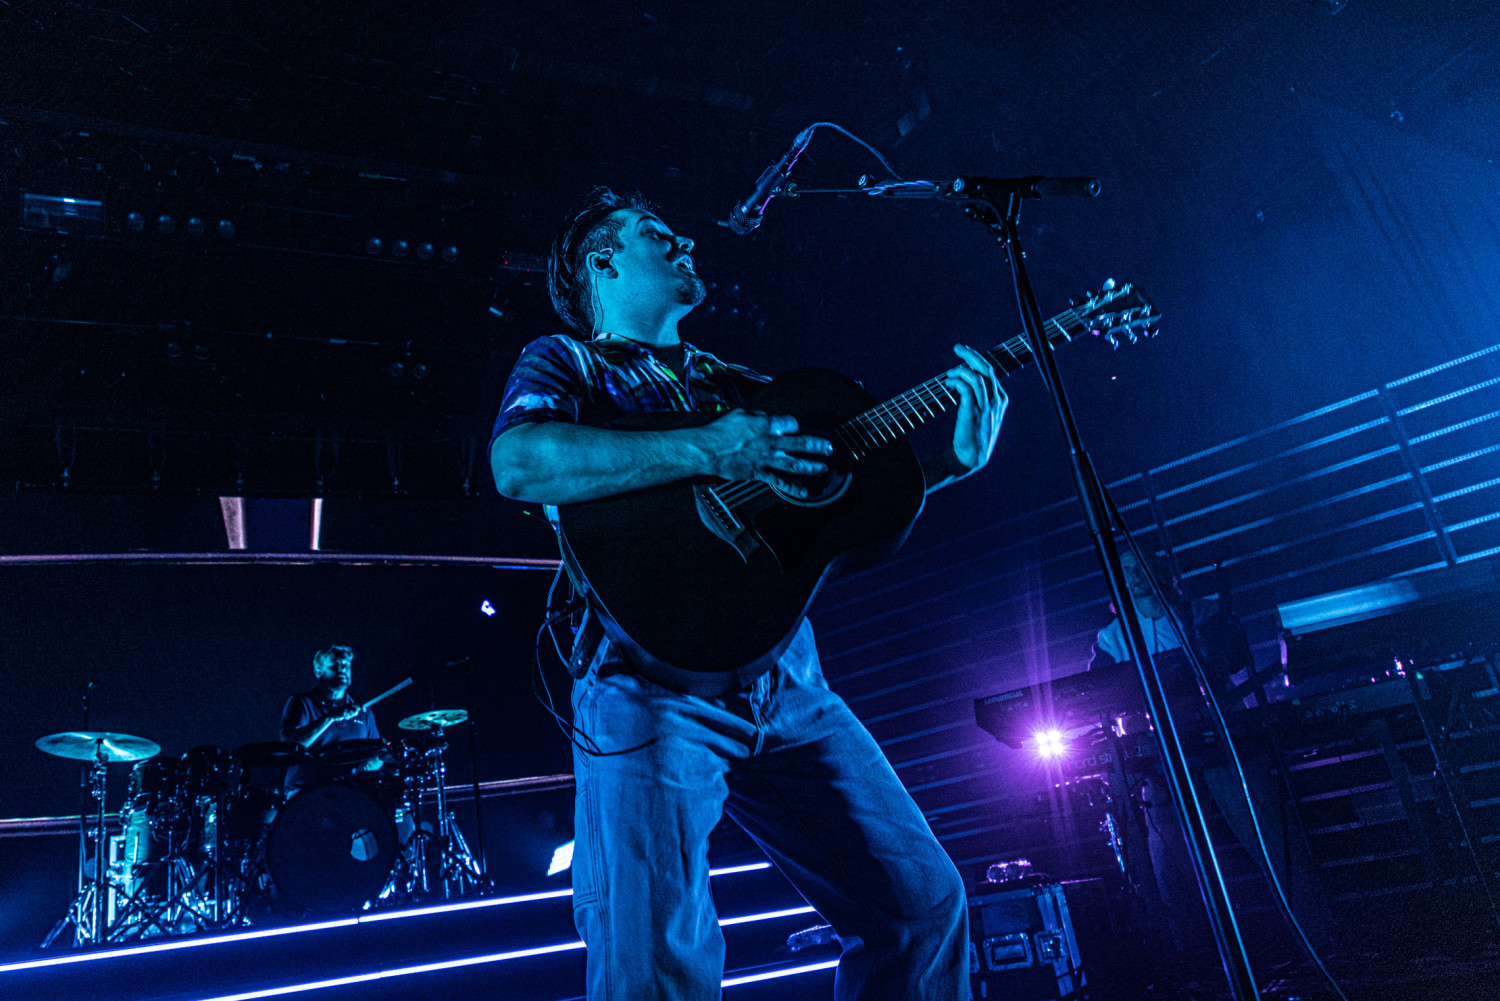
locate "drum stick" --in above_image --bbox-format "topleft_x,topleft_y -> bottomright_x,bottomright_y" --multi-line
361,676 -> 412,711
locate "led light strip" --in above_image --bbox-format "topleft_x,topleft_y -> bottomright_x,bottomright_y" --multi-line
193,908 -> 830,1001
721,959 -> 841,987
195,941 -> 589,1001
0,863 -> 772,974
718,905 -> 815,927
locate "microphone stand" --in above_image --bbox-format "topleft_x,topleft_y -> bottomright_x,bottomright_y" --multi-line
791,175 -> 1259,1001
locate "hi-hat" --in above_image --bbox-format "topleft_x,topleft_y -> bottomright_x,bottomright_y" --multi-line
36,731 -> 161,763
398,709 -> 468,731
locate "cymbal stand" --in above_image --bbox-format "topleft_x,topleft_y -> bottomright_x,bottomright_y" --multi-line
390,727 -> 488,900
428,725 -> 488,898
103,807 -> 218,941
41,745 -> 109,948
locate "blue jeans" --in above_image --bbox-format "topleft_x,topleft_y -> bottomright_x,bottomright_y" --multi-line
570,620 -> 969,1000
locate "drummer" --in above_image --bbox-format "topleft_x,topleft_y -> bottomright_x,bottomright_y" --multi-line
279,644 -> 383,791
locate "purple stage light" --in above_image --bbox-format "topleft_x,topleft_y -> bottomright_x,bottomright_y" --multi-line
1033,727 -> 1066,759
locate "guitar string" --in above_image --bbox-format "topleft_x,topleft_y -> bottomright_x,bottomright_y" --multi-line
851,308 -> 1092,440
709,304 -> 1114,513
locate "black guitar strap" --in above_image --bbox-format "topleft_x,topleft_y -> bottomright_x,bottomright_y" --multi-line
550,530 -> 606,680
566,607 -> 605,679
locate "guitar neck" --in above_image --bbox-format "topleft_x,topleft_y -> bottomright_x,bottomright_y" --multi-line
834,306 -> 1089,459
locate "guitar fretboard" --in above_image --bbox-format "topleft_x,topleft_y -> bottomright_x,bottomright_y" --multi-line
834,308 -> 1088,459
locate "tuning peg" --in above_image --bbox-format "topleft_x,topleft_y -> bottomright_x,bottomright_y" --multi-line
1105,333 -> 1120,349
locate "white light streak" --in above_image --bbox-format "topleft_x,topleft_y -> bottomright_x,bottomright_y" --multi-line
193,940 -> 588,1001
547,840 -> 574,875
309,497 -> 323,551
0,919 -> 359,973
219,497 -> 247,550
1,863 -> 773,972
717,905 -> 816,927
190,906 -> 822,1001
706,861 -> 772,876
722,959 -> 840,987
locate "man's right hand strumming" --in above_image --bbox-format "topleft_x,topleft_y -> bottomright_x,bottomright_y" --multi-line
689,410 -> 832,499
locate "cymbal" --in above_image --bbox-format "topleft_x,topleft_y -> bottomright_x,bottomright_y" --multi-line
36,731 -> 161,763
398,709 -> 468,731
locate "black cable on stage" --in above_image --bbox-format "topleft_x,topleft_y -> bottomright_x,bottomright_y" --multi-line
529,562 -> 652,758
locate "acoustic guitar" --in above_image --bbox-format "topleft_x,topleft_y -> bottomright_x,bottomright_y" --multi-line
556,282 -> 1159,695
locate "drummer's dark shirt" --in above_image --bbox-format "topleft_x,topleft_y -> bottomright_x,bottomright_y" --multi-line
280,689 -> 380,789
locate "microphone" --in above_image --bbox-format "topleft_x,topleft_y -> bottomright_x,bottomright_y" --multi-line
728,126 -> 816,235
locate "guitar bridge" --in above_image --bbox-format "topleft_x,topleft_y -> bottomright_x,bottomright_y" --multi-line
694,484 -> 763,563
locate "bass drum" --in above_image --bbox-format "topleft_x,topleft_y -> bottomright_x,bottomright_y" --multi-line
265,782 -> 396,912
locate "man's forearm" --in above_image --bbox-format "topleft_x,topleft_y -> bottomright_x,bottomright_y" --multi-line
490,423 -> 709,505
283,718 -> 333,748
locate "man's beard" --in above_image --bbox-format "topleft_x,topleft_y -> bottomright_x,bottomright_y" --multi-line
676,272 -> 707,307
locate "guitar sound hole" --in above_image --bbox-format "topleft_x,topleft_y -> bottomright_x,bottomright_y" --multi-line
776,468 -> 850,508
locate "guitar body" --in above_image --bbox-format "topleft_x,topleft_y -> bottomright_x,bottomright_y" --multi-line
551,282 -> 1161,695
555,367 -> 927,696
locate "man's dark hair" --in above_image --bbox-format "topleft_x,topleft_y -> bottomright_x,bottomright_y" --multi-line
548,186 -> 654,337
312,644 -> 353,671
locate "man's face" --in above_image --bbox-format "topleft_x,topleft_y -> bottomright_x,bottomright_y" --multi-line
315,651 -> 353,689
603,209 -> 705,311
1120,552 -> 1154,599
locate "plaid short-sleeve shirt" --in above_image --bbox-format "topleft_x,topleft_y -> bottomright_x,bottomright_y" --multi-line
490,334 -> 770,443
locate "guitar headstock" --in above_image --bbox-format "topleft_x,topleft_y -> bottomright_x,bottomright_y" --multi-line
1069,279 -> 1160,349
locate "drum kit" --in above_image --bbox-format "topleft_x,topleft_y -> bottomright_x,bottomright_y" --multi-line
37,709 -> 489,948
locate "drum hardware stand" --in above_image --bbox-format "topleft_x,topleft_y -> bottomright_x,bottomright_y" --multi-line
424,723 -> 488,898
384,719 -> 490,901
41,746 -> 110,949
103,812 -> 220,941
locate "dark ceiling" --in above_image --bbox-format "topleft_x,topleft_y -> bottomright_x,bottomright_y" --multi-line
1,0 -> 1497,509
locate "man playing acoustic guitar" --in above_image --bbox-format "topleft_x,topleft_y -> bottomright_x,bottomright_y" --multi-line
490,188 -> 1006,1000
